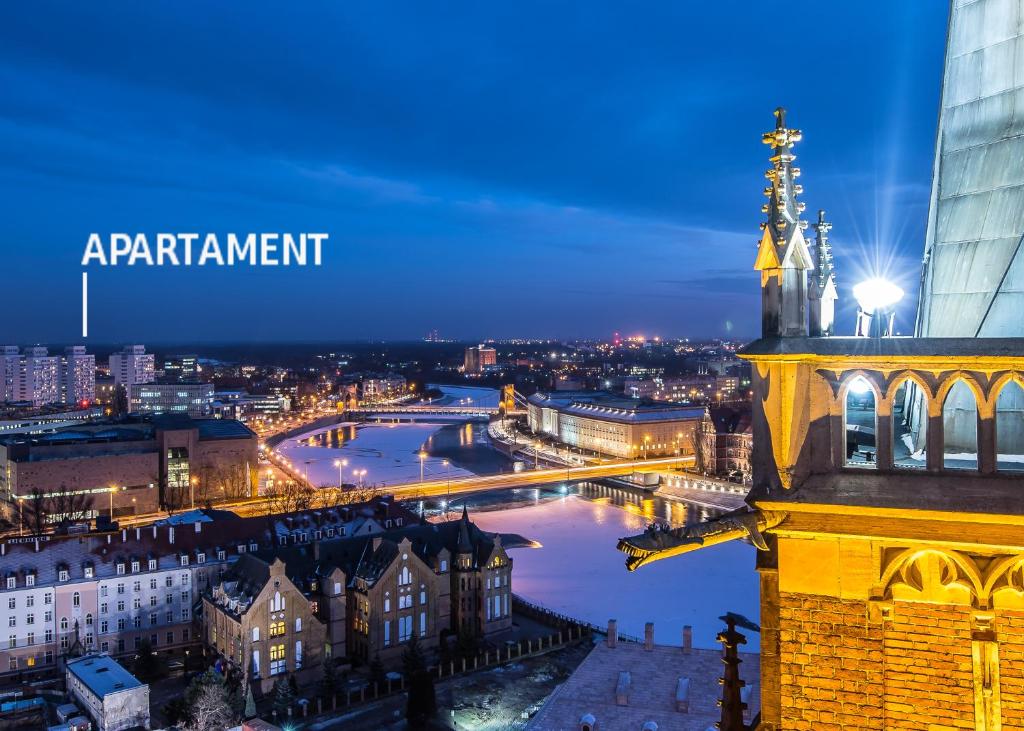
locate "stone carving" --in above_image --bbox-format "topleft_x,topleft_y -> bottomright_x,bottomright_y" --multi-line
877,547 -> 1024,610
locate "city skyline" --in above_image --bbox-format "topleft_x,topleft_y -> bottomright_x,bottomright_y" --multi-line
2,4 -> 946,342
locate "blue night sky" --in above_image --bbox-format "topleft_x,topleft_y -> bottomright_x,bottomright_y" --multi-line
0,3 -> 947,343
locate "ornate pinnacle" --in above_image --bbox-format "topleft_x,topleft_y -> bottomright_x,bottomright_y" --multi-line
760,107 -> 807,248
813,208 -> 835,289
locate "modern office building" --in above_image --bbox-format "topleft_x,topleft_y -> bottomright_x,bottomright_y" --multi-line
464,344 -> 497,374
134,382 -> 214,418
0,414 -> 258,518
61,346 -> 97,405
0,347 -> 20,403
108,346 -> 155,408
527,391 -> 705,459
161,354 -> 198,384
66,654 -> 149,731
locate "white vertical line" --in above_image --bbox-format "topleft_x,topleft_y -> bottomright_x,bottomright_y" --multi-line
82,271 -> 88,338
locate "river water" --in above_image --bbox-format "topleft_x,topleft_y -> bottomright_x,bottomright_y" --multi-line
277,385 -> 759,649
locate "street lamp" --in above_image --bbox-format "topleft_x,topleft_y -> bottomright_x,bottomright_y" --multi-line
333,458 -> 348,486
109,485 -> 123,522
190,476 -> 198,510
443,459 -> 451,512
418,451 -> 428,484
853,278 -> 904,337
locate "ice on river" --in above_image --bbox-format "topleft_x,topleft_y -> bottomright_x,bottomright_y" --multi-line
276,422 -> 473,488
469,494 -> 759,650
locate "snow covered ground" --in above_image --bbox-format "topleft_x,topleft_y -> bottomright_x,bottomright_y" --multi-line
469,494 -> 760,650
276,422 -> 474,487
427,384 -> 500,408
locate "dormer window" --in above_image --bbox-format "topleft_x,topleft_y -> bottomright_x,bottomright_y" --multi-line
25,575 -> 34,588
179,556 -> 189,567
116,563 -> 125,575
148,559 -> 157,571
237,545 -> 246,554
217,550 -> 226,561
197,553 -> 206,564
5,577 -> 14,590
314,531 -> 322,540
130,561 -> 139,573
84,567 -> 94,579
249,543 -> 257,552
279,537 -> 288,547
58,570 -> 69,582
326,528 -> 334,538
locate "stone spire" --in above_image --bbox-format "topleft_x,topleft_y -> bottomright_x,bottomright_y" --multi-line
754,107 -> 813,338
808,209 -> 838,336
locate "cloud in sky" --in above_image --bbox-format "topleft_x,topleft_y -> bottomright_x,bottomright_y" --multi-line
0,2 -> 947,342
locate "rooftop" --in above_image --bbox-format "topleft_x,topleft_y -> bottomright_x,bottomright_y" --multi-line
739,336 -> 1024,359
527,639 -> 759,731
67,654 -> 144,698
529,391 -> 706,424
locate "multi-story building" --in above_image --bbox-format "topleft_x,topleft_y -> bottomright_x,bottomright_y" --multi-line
0,414 -> 257,518
108,346 -> 155,408
19,347 -> 59,406
701,405 -> 752,484
528,391 -> 704,459
464,345 -> 497,375
360,375 -> 406,403
62,346 -> 96,406
161,354 -> 198,384
201,506 -> 512,683
0,498 -> 411,681
134,383 -> 214,418
0,347 -> 20,403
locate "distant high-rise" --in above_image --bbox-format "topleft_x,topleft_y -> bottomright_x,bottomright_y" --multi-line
19,346 -> 59,406
161,354 -> 198,383
108,345 -> 155,406
61,345 -> 96,405
917,0 -> 1024,336
0,347 -> 19,403
464,344 -> 497,374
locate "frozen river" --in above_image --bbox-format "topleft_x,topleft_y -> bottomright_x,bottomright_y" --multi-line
467,491 -> 759,651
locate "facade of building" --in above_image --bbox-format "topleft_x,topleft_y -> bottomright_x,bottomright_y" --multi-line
528,391 -> 704,459
201,506 -> 512,681
701,406 -> 753,484
0,414 -> 257,518
66,654 -> 149,731
620,102 -> 1024,731
0,347 -> 20,403
360,375 -> 406,403
62,346 -> 96,406
161,354 -> 198,384
134,383 -> 214,418
0,499 -> 410,680
464,345 -> 497,375
108,346 -> 155,408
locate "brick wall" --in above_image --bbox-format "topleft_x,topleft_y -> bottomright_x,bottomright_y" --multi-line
777,593 -> 883,730
997,609 -> 1024,727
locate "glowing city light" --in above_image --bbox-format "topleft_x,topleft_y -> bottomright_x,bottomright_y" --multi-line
853,278 -> 904,314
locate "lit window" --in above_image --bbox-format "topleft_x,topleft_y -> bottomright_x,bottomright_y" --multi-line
269,644 -> 286,676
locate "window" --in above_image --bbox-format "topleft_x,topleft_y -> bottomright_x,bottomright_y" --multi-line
84,613 -> 92,626
294,617 -> 301,633
8,635 -> 15,649
26,632 -> 33,646
59,570 -> 69,582
72,592 -> 80,607
182,628 -> 189,641
150,613 -> 157,626
116,563 -> 125,575
25,614 -> 33,625
100,603 -> 107,614
295,640 -> 302,669
44,593 -> 51,605
5,577 -> 14,590
101,641 -> 108,653
118,618 -> 126,631
117,583 -> 125,594
420,611 -> 426,637
148,559 -> 157,571
384,595 -> 390,613
383,620 -> 391,646
399,615 -> 412,642
270,644 -> 285,676
399,567 -> 412,586
252,649 -> 261,677
166,576 -> 174,587
419,588 -> 427,604
60,617 -> 68,631
197,553 -> 206,564
134,616 -> 141,628
25,575 -> 34,588
271,591 -> 284,612
134,637 -> 141,650
44,610 -> 51,622
181,573 -> 190,585
399,594 -> 411,610
252,627 -> 260,642
996,380 -> 1024,472
44,629 -> 52,643
6,598 -> 13,610
943,380 -> 978,470
100,586 -> 108,597
167,631 -> 174,645
180,556 -> 189,566
440,560 -> 447,572
133,581 -> 141,592
166,611 -> 173,623
150,579 -> 157,590
181,608 -> 190,621
166,594 -> 173,604
269,621 -> 285,638
101,620 -> 108,633
117,601 -> 125,612
844,377 -> 877,468
181,591 -> 189,602
494,596 -> 501,619
131,561 -> 140,573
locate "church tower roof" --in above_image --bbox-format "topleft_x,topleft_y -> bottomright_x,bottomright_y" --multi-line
755,107 -> 813,273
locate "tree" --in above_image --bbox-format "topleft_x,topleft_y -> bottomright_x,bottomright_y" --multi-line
243,684 -> 256,720
405,670 -> 437,728
187,682 -> 235,731
319,655 -> 339,700
272,676 -> 295,719
131,639 -> 166,682
368,654 -> 385,689
22,489 -> 47,536
402,634 -> 427,678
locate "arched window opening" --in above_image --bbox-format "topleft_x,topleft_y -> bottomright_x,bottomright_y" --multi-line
892,380 -> 927,469
844,377 -> 876,468
997,380 -> 1024,471
943,380 -> 978,470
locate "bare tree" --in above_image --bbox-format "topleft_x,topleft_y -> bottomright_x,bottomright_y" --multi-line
22,489 -> 47,536
185,682 -> 236,731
